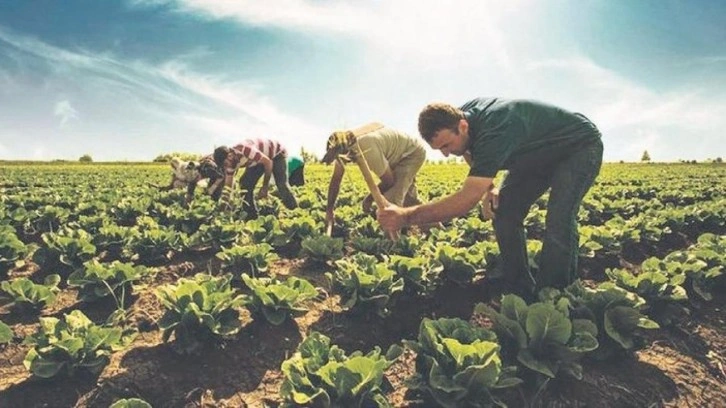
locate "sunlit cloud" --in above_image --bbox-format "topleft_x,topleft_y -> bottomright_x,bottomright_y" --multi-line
54,100 -> 78,126
0,25 -> 324,159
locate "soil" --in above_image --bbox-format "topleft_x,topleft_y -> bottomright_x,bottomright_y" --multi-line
1,249 -> 725,408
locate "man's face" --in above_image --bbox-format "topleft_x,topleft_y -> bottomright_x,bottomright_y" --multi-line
428,119 -> 469,157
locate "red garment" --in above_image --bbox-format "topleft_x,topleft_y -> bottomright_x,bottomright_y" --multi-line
223,138 -> 286,175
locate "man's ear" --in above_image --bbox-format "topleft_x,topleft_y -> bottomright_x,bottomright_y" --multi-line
458,118 -> 468,136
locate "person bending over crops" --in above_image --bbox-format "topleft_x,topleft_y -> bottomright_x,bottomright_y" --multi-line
377,98 -> 603,295
287,155 -> 306,186
211,138 -> 298,219
322,125 -> 426,235
151,156 -> 222,203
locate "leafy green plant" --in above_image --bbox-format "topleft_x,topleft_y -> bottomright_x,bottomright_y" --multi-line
93,223 -> 140,256
156,273 -> 244,354
185,219 -> 245,251
436,244 -> 485,285
68,260 -> 148,303
32,205 -> 71,233
280,213 -> 320,246
0,275 -> 61,312
111,197 -> 150,226
579,225 -> 622,258
562,281 -> 659,359
455,216 -> 494,246
168,199 -> 217,234
109,398 -> 152,408
388,254 -> 442,296
300,235 -> 345,263
244,215 -> 287,247
0,320 -> 12,344
327,253 -> 404,317
0,225 -> 26,278
475,295 -> 598,381
23,310 -> 136,378
33,228 -> 97,271
216,243 -> 279,277
606,267 -> 688,325
659,233 -> 725,301
127,227 -> 182,263
279,331 -> 402,408
403,317 -> 519,408
241,274 -> 318,325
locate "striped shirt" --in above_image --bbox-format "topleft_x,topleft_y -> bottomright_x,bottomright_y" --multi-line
223,138 -> 287,175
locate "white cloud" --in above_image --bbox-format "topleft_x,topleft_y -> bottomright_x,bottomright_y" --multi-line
0,25 -> 325,159
54,100 -> 78,126
132,0 -> 526,69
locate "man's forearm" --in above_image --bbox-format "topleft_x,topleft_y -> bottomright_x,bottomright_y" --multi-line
405,191 -> 479,226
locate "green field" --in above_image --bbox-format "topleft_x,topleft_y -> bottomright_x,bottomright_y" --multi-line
1,162 -> 725,407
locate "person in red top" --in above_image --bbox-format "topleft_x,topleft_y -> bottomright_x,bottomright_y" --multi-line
210,138 -> 298,218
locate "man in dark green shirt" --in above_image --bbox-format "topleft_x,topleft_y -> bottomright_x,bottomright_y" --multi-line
377,98 -> 603,294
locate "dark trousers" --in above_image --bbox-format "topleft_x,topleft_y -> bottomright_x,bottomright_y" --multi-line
493,138 -> 603,291
240,154 -> 298,219
289,165 -> 305,186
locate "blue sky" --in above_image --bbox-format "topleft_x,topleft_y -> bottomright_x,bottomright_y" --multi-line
0,0 -> 724,162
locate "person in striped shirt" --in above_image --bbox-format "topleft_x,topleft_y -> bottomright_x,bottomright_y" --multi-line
211,138 -> 298,218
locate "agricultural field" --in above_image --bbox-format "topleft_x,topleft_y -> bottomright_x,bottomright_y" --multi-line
0,161 -> 725,408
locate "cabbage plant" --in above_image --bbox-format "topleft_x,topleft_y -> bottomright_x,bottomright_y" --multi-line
68,260 -> 148,303
216,243 -> 279,277
279,331 -> 402,408
156,273 -> 244,354
0,274 -> 61,312
0,225 -> 27,278
327,253 -> 404,317
300,235 -> 344,263
563,281 -> 659,359
241,274 -> 318,325
23,310 -> 136,378
403,317 -> 519,408
475,295 -> 599,381
32,228 -> 97,271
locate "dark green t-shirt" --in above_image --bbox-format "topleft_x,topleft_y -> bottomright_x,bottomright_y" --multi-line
462,98 -> 601,178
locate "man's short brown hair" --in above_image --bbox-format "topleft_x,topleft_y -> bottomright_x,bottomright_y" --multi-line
418,103 -> 464,142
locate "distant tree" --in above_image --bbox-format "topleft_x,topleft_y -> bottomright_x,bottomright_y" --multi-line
153,152 -> 201,162
79,154 -> 93,163
714,157 -> 723,163
640,150 -> 651,162
300,147 -> 318,163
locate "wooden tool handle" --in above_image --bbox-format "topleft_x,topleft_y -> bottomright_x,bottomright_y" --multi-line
354,143 -> 400,240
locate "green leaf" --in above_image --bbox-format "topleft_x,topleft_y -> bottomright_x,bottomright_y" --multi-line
109,398 -> 153,408
0,321 -> 13,344
525,303 -> 572,347
501,294 -> 528,326
517,349 -> 556,378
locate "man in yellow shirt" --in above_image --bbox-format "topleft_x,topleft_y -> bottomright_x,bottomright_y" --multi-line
322,126 -> 426,233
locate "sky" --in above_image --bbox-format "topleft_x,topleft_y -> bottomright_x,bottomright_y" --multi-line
0,0 -> 724,162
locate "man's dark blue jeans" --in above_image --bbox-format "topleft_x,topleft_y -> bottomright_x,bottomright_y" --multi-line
493,138 -> 603,293
240,154 -> 298,219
